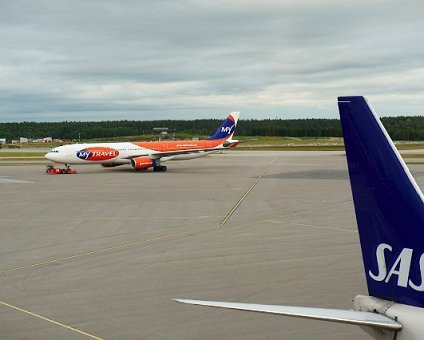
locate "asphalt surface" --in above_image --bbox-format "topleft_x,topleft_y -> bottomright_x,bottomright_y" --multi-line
1,151 -> 423,339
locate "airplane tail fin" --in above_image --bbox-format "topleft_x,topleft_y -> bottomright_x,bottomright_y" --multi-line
208,112 -> 240,140
338,96 -> 424,308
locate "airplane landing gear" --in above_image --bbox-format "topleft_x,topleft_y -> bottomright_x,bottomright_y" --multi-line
153,165 -> 167,172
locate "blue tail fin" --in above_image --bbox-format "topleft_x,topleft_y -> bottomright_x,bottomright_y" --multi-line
208,112 -> 240,140
338,96 -> 424,308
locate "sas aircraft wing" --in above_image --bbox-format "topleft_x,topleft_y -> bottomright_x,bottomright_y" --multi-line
174,299 -> 402,331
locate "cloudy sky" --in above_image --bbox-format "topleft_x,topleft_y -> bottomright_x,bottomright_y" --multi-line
1,0 -> 424,122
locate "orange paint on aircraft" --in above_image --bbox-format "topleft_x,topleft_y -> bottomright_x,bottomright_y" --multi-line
131,138 -> 226,152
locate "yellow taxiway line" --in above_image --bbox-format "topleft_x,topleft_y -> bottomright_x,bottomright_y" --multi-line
0,301 -> 103,339
265,220 -> 357,233
0,157 -> 277,276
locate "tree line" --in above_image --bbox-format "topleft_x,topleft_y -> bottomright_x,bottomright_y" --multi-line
1,116 -> 424,141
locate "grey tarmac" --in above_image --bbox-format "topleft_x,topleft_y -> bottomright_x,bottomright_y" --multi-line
1,151 -> 422,339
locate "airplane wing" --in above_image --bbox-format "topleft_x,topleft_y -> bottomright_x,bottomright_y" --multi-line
173,299 -> 402,331
123,146 -> 230,160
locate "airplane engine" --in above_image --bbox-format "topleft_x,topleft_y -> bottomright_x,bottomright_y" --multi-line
131,157 -> 156,169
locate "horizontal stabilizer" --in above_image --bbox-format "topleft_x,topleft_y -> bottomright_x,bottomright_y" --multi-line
174,299 -> 402,331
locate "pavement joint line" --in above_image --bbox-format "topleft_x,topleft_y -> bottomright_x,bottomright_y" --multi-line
0,301 -> 104,340
265,219 -> 357,233
0,224 -> 221,275
0,216 -> 223,222
0,156 -> 277,275
219,156 -> 278,226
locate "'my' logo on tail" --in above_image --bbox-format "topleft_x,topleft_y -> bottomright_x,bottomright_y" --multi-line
208,112 -> 239,140
369,243 -> 424,291
221,125 -> 235,135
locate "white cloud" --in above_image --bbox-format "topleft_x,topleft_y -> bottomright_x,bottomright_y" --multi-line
1,0 -> 424,121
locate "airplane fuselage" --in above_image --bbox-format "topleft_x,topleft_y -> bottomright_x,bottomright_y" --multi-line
45,138 -> 228,165
45,112 -> 240,171
354,295 -> 424,340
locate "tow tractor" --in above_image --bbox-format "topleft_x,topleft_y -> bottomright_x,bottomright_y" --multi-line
46,164 -> 77,174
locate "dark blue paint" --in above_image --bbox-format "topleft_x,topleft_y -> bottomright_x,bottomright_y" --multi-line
208,114 -> 236,140
339,96 -> 424,308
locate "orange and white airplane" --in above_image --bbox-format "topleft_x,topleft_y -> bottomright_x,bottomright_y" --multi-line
45,112 -> 239,172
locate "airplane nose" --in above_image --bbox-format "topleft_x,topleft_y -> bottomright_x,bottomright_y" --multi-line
45,152 -> 56,162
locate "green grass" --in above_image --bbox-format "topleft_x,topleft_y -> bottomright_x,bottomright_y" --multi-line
236,137 -> 424,151
400,154 -> 424,158
0,162 -> 46,166
236,136 -> 344,151
0,152 -> 45,158
395,143 -> 424,150
0,158 -> 45,161
6,136 -> 424,150
3,136 -> 424,156
238,136 -> 342,144
237,145 -> 345,151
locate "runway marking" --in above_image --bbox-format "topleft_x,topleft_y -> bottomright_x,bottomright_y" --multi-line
0,301 -> 103,339
0,225 -> 219,274
0,157 -> 277,275
0,176 -> 34,184
265,219 -> 357,233
0,216 -> 222,222
220,156 -> 277,225
0,156 -> 44,161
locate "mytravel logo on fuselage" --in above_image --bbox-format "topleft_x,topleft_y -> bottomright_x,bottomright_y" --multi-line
77,147 -> 120,161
